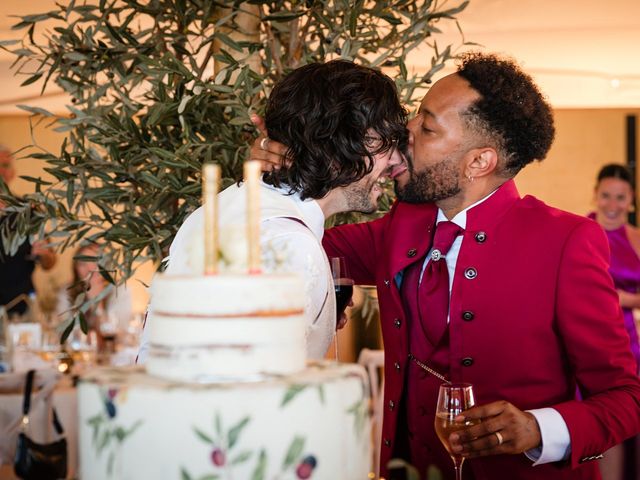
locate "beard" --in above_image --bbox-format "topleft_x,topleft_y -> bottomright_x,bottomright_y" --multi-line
343,176 -> 379,214
395,153 -> 462,204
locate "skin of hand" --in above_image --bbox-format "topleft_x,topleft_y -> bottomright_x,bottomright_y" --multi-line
617,289 -> 640,309
249,114 -> 290,171
30,239 -> 57,270
448,400 -> 542,458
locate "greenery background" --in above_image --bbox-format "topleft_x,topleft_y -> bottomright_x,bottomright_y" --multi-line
0,0 -> 469,337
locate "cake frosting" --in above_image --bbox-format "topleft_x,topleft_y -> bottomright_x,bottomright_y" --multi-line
78,364 -> 372,479
145,273 -> 306,382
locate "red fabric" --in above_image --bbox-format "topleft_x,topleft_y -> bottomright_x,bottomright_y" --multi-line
323,180 -> 640,480
420,221 -> 462,345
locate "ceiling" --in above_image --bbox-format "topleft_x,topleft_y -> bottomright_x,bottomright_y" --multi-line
0,0 -> 639,114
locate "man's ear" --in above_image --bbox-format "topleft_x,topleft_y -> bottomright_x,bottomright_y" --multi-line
466,147 -> 498,180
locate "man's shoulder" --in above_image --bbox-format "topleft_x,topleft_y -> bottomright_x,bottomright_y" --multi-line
517,195 -> 602,239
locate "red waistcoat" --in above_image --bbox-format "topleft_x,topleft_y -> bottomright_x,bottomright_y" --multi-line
323,180 -> 640,480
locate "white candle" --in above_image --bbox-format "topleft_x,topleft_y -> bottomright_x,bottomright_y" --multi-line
203,163 -> 220,275
244,160 -> 262,274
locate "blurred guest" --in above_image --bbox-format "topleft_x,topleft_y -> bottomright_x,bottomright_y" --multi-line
590,163 -> 640,480
0,147 -> 57,315
590,164 -> 640,370
56,243 -> 132,343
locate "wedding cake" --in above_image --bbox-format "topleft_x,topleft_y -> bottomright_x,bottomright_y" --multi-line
77,164 -> 373,479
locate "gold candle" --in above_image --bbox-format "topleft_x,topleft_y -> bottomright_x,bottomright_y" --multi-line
244,160 -> 262,274
203,163 -> 220,275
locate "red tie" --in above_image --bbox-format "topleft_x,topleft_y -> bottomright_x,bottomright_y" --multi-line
419,221 -> 463,345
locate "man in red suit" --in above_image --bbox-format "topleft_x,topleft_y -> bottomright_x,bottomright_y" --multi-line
252,53 -> 640,479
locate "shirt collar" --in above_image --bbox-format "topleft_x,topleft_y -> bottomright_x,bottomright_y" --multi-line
262,181 -> 326,240
436,188 -> 499,230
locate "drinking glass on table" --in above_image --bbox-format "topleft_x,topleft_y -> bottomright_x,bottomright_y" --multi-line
434,383 -> 478,480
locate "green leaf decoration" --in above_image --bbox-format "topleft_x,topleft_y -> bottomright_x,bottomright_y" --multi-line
231,450 -> 252,465
317,384 -> 326,404
281,384 -> 306,407
251,449 -> 267,480
227,416 -> 250,449
197,475 -> 221,480
180,468 -> 193,480
193,427 -> 214,444
282,436 -> 305,470
215,413 -> 222,437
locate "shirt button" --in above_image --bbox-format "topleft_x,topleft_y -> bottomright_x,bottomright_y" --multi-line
407,248 -> 417,258
461,357 -> 474,367
394,318 -> 402,328
462,311 -> 474,321
464,267 -> 477,280
389,400 -> 395,411
394,362 -> 401,371
475,231 -> 487,243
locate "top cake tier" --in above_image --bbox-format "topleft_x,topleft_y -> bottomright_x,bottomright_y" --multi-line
146,273 -> 306,382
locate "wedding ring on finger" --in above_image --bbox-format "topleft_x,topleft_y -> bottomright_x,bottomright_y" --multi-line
495,431 -> 504,446
260,137 -> 270,151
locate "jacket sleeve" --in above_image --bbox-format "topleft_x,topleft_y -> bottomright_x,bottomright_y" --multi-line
322,214 -> 390,286
552,220 -> 640,468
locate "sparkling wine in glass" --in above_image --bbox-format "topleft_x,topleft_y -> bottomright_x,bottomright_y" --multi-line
434,383 -> 478,480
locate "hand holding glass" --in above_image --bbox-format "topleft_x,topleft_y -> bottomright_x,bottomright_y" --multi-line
434,383 -> 478,480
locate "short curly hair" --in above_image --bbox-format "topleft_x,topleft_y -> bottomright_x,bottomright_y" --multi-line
263,60 -> 407,199
456,53 -> 555,176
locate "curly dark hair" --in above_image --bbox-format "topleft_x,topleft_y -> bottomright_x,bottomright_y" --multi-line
456,52 -> 555,176
597,163 -> 633,186
263,60 -> 407,199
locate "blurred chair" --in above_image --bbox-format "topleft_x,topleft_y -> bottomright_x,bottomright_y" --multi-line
358,348 -> 384,478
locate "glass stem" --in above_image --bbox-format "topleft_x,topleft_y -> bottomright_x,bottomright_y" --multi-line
454,458 -> 464,480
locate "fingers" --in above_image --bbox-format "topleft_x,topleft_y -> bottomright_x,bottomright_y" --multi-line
250,113 -> 267,135
448,401 -> 542,458
336,313 -> 348,330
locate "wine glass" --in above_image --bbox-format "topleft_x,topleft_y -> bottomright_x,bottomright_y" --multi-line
329,257 -> 354,361
329,257 -> 354,322
434,383 -> 477,480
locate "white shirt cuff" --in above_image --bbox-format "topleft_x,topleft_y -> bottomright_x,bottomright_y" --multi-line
524,408 -> 571,465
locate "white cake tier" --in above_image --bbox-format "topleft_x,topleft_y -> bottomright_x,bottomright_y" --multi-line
78,364 -> 372,480
147,273 -> 306,381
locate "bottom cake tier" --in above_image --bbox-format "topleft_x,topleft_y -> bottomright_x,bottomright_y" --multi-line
78,362 -> 372,480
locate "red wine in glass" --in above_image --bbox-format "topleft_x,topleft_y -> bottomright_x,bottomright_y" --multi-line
330,257 -> 354,319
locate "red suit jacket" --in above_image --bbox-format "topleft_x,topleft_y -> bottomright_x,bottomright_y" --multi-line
324,180 -> 640,479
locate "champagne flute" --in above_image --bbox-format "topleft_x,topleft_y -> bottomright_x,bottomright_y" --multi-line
434,383 -> 477,480
329,257 -> 354,361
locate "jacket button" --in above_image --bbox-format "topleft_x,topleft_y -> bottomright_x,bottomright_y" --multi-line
389,400 -> 395,411
462,311 -> 474,321
394,318 -> 402,328
394,362 -> 401,371
407,248 -> 417,258
475,231 -> 487,243
383,279 -> 390,287
464,267 -> 477,280
461,357 -> 474,367
384,438 -> 391,447
418,406 -> 427,416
